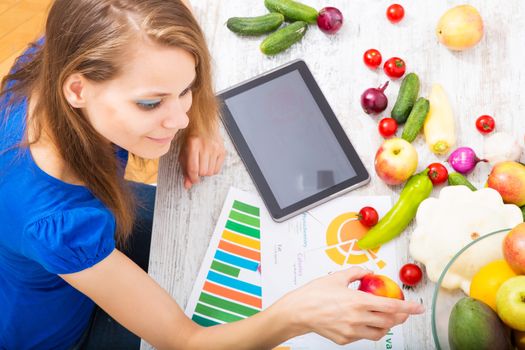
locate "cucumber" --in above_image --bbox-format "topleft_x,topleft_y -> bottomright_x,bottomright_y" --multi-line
521,205 -> 525,221
227,13 -> 284,36
401,97 -> 429,142
391,72 -> 420,124
448,172 -> 477,191
264,0 -> 318,24
260,21 -> 308,55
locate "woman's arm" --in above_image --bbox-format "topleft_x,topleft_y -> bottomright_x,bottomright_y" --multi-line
61,250 -> 424,349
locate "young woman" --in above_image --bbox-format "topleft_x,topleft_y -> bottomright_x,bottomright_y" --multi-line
0,1 -> 424,349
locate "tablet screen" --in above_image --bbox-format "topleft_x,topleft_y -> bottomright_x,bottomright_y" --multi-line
224,70 -> 357,208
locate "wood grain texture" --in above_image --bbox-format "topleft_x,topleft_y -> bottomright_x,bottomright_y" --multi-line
143,1 -> 525,349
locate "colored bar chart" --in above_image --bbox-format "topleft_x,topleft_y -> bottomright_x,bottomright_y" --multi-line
189,196 -> 263,327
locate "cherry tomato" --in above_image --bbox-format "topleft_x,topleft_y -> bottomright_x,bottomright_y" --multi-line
378,118 -> 398,137
399,263 -> 423,287
358,207 -> 379,227
386,4 -> 405,23
383,57 -> 406,79
363,49 -> 382,69
427,163 -> 448,185
475,115 -> 495,134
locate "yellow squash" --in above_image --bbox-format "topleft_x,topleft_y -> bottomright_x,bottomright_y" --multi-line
423,84 -> 456,155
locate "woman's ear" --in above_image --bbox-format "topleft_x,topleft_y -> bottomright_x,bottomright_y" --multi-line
63,73 -> 87,108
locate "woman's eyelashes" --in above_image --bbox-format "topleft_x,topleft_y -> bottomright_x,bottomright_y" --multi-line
136,99 -> 162,111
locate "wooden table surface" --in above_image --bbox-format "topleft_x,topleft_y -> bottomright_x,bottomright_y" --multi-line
142,1 -> 525,349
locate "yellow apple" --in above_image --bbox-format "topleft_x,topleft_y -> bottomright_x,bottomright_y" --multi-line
436,5 -> 484,51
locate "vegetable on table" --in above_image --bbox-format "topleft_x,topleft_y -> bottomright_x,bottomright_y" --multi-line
447,147 -> 486,175
357,170 -> 433,250
483,131 -> 523,165
401,97 -> 430,142
227,13 -> 285,36
386,4 -> 405,23
423,84 -> 456,155
358,207 -> 379,227
260,21 -> 308,56
378,118 -> 398,138
383,57 -> 406,79
475,115 -> 495,134
408,185 -> 523,293
448,172 -> 477,191
360,82 -> 389,115
363,48 -> 382,69
399,263 -> 423,287
317,7 -> 343,34
264,0 -> 318,24
391,73 -> 420,124
427,162 -> 448,185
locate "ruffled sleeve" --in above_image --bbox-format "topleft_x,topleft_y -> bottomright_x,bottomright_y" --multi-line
22,208 -> 116,274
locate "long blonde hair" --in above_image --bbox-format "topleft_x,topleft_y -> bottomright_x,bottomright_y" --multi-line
0,0 -> 218,246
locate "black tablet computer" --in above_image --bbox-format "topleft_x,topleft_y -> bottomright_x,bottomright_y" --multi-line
218,60 -> 370,222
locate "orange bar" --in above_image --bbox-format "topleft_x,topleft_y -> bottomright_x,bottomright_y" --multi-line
203,281 -> 262,309
218,240 -> 261,262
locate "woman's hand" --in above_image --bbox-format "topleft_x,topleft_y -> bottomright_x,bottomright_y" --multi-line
179,127 -> 226,189
275,267 -> 425,346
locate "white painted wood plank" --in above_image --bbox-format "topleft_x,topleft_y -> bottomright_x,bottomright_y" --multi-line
142,1 -> 524,348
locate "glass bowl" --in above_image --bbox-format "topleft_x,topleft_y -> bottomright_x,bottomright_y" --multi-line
431,228 -> 511,350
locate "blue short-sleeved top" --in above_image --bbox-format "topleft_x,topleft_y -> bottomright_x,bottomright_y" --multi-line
0,42 -> 127,349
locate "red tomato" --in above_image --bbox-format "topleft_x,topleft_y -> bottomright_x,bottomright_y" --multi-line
399,263 -> 423,287
378,118 -> 398,137
363,49 -> 382,69
427,163 -> 448,185
358,207 -> 379,227
475,115 -> 495,134
383,57 -> 406,79
386,4 -> 405,23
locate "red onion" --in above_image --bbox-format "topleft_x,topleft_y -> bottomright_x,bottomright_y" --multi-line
361,81 -> 389,115
317,7 -> 343,34
447,147 -> 487,174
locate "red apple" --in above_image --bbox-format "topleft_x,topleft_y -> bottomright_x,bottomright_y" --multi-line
503,223 -> 525,274
375,138 -> 418,185
358,274 -> 404,300
487,161 -> 525,206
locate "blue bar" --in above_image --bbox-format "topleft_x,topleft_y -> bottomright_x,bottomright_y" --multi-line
206,270 -> 262,297
214,250 -> 259,272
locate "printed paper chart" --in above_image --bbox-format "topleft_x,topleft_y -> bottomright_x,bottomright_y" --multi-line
185,188 -> 263,327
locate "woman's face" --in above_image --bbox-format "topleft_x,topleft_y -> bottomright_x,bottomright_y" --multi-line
81,40 -> 196,159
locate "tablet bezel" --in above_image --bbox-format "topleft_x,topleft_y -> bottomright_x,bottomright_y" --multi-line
218,59 -> 370,222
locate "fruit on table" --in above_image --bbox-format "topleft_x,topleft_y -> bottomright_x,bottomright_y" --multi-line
357,274 -> 404,300
386,4 -> 404,24
374,138 -> 418,185
502,222 -> 525,274
475,114 -> 495,134
358,170 -> 432,250
260,21 -> 308,55
409,186 -> 523,293
496,276 -> 525,331
401,97 -> 430,142
448,297 -> 512,350
358,206 -> 379,227
424,84 -> 456,154
426,162 -> 448,185
378,117 -> 398,138
447,172 -> 477,191
391,72 -> 420,124
487,161 -> 525,206
383,57 -> 406,79
264,0 -> 318,24
469,259 -> 517,311
399,263 -> 423,287
226,13 -> 285,36
361,82 -> 389,115
317,7 -> 343,34
363,48 -> 382,69
436,5 -> 484,51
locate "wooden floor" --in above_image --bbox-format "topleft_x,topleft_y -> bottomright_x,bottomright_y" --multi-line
0,0 -> 158,184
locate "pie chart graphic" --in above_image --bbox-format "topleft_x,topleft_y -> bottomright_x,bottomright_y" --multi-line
324,212 -> 386,269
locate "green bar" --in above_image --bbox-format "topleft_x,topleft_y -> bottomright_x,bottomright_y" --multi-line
225,220 -> 260,239
229,210 -> 260,228
195,303 -> 243,323
210,260 -> 240,278
199,292 -> 259,317
192,314 -> 220,327
233,200 -> 260,216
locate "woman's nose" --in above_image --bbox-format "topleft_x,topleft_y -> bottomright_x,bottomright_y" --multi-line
162,102 -> 190,130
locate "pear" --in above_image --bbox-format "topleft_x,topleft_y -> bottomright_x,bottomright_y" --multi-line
436,5 -> 484,51
487,161 -> 525,206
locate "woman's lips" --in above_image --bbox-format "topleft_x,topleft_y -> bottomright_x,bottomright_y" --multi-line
146,135 -> 175,144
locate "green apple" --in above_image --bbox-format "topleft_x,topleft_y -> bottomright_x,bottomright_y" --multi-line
496,276 -> 525,331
